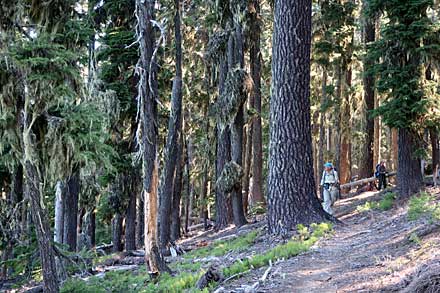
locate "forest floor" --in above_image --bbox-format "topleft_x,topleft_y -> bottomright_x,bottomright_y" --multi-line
216,188 -> 440,292
9,187 -> 440,293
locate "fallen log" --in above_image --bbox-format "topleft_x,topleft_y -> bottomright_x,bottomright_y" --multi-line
340,172 -> 397,190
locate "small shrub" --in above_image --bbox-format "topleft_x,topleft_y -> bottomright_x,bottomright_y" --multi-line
356,192 -> 396,213
408,192 -> 440,221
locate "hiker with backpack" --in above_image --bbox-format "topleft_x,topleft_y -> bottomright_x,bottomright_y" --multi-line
320,162 -> 340,215
375,161 -> 388,190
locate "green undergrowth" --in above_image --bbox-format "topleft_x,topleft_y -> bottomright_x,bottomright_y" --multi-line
183,230 -> 259,260
61,223 -> 332,293
408,192 -> 440,222
356,192 -> 396,213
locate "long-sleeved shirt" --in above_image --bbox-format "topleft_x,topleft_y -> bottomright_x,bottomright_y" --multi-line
320,169 -> 339,186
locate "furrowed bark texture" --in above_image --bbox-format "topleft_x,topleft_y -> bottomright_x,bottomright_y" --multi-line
267,0 -> 330,234
250,0 -> 265,207
397,129 -> 423,198
360,5 -> 376,178
158,0 -> 183,248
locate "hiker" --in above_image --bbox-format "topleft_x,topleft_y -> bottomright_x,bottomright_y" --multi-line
375,161 -> 388,191
320,162 -> 339,215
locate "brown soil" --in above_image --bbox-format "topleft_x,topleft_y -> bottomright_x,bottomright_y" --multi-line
219,189 -> 440,292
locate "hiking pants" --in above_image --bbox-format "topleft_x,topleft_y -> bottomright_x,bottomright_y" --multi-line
378,174 -> 387,190
322,186 -> 338,215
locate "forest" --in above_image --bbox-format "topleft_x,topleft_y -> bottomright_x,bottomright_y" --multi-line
1,0 -> 440,292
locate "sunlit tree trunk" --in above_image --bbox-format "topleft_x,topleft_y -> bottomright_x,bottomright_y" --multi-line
359,2 -> 376,178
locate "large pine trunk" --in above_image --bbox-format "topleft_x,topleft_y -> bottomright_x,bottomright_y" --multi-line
215,57 -> 231,230
112,213 -> 123,252
125,183 -> 137,251
340,66 -> 352,185
397,128 -> 423,198
359,3 -> 376,179
250,0 -> 265,207
171,133 -> 184,241
158,0 -> 183,249
136,194 -> 144,249
267,0 -> 331,234
229,22 -> 247,227
25,161 -> 59,292
63,171 -> 79,251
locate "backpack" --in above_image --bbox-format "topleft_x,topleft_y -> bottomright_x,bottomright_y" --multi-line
374,164 -> 380,178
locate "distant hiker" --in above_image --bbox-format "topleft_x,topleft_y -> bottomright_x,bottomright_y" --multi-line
320,162 -> 339,215
375,161 -> 388,191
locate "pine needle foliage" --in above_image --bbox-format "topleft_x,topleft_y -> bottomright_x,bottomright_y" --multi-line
367,0 -> 440,130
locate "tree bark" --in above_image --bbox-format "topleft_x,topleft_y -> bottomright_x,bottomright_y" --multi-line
54,181 -> 64,244
359,4 -> 376,179
144,160 -> 170,273
373,97 -> 381,165
171,132 -> 184,241
184,138 -> 194,233
24,161 -> 59,292
136,0 -> 168,273
112,213 -> 123,252
136,193 -> 144,249
268,0 -> 331,234
158,0 -> 183,249
250,0 -> 265,208
430,128 -> 439,172
229,20 -> 247,228
242,123 -> 252,215
340,65 -> 352,185
125,184 -> 137,251
63,171 -> 79,252
397,128 -> 423,198
215,56 -> 231,230
318,70 -> 327,195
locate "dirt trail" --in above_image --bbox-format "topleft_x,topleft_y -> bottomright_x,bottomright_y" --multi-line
224,190 -> 440,292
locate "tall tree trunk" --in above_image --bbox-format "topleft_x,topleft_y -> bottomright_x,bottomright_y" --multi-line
89,210 -> 96,248
242,123 -> 252,214
185,138 -> 194,232
360,6 -> 376,178
229,20 -> 247,228
112,213 -> 123,252
64,171 -> 79,252
24,161 -> 59,292
391,128 -> 398,171
125,185 -> 136,251
199,105 -> 210,229
54,181 -> 64,244
158,0 -> 183,249
136,193 -> 144,249
318,69 -> 328,194
215,56 -> 231,230
268,0 -> 331,234
136,0 -> 169,273
334,64 -> 342,173
340,65 -> 352,185
250,0 -> 265,207
397,129 -> 423,198
430,128 -> 439,172
373,97 -> 381,165
171,132 -> 184,241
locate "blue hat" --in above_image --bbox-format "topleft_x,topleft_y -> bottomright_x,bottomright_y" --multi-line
324,162 -> 333,168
